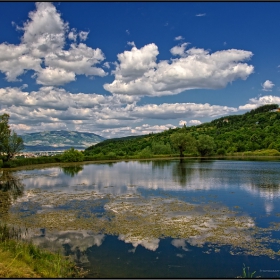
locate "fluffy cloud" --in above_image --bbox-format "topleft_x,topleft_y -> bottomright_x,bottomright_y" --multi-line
35,67 -> 76,85
68,29 -> 77,41
44,43 -> 106,80
104,43 -> 254,96
0,2 -> 106,85
130,102 -> 238,119
179,119 -> 201,126
79,31 -> 89,41
21,2 -> 68,57
2,83 -> 277,138
127,41 -> 136,47
100,123 -> 176,138
174,36 -> 184,41
110,43 -> 159,83
239,95 -> 280,111
0,85 -> 242,137
179,120 -> 187,126
0,43 -> 41,81
0,86 -> 142,135
262,80 -> 275,91
189,120 -> 202,125
170,43 -> 189,56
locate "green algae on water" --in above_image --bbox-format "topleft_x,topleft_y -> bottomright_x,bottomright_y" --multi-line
4,189 -> 280,259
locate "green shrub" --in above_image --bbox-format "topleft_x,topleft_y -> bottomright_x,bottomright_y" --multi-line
106,152 -> 117,159
138,147 -> 153,158
2,156 -> 62,168
61,148 -> 84,162
243,149 -> 280,156
83,155 -> 97,161
217,148 -> 226,156
116,150 -> 125,156
152,142 -> 172,155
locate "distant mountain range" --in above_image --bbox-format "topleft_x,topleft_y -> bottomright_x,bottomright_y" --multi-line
20,130 -> 106,152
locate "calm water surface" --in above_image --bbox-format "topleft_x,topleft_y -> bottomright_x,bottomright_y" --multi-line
1,159 -> 280,278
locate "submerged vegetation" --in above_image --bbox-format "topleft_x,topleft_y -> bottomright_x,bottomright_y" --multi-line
5,186 -> 280,260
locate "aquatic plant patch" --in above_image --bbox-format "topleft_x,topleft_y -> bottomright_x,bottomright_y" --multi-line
4,189 -> 280,259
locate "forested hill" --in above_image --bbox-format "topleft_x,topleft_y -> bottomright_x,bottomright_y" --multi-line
84,104 -> 280,158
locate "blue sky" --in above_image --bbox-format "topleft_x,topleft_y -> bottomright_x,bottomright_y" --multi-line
0,2 -> 280,138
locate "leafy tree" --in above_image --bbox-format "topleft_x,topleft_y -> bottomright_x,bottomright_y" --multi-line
138,146 -> 153,158
84,104 -> 280,158
217,148 -> 226,156
61,147 -> 84,162
0,114 -> 24,162
250,104 -> 278,115
196,135 -> 216,156
152,141 -> 172,155
170,131 -> 196,157
0,114 -> 10,144
107,151 -> 117,159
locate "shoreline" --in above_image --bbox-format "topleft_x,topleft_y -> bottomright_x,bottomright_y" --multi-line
2,155 -> 280,171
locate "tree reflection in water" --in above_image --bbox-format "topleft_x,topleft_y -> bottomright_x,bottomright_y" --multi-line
0,171 -> 24,220
172,159 -> 196,187
61,165 -> 83,177
151,160 -> 172,170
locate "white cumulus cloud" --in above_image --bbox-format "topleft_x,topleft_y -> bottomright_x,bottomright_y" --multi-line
68,28 -> 77,41
130,102 -> 238,119
79,31 -> 89,41
0,2 -> 106,85
35,67 -> 76,85
101,123 -> 175,138
189,120 -> 202,126
262,80 -> 275,91
239,95 -> 280,111
104,43 -> 254,97
170,42 -> 189,57
174,36 -> 184,41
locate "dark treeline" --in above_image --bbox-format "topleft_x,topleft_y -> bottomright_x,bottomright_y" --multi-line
2,104 -> 280,168
84,104 -> 280,159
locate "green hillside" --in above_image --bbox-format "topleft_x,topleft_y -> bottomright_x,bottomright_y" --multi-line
84,104 -> 280,158
21,130 -> 106,151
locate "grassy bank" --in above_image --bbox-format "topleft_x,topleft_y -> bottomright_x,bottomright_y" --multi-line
0,223 -> 85,278
1,148 -> 280,170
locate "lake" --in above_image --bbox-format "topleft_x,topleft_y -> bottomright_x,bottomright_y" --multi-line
1,159 -> 280,278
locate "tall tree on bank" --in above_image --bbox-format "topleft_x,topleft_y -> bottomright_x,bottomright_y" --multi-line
196,135 -> 216,156
170,131 -> 196,157
0,114 -> 24,162
0,114 -> 10,145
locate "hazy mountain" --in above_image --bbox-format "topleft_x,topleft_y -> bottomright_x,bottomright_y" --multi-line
21,130 -> 106,152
